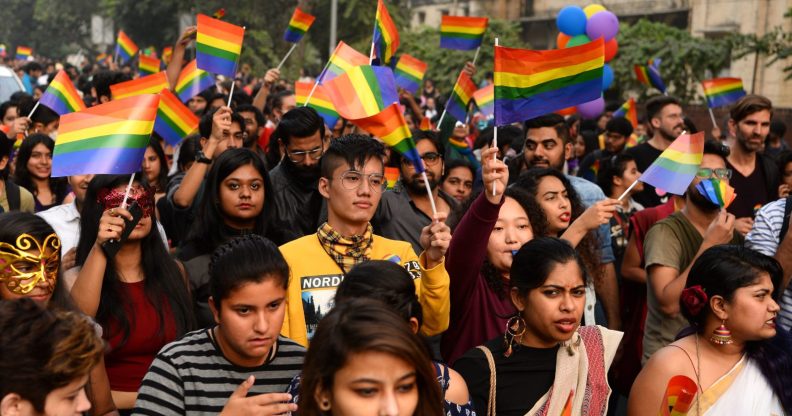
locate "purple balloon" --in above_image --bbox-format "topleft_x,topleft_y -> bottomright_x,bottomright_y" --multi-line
585,11 -> 619,41
577,96 -> 605,119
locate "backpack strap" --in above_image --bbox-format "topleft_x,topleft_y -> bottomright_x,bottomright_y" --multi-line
4,180 -> 20,211
779,196 -> 792,244
476,345 -> 497,416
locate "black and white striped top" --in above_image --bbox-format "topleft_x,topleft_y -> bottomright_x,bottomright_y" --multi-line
133,328 -> 305,415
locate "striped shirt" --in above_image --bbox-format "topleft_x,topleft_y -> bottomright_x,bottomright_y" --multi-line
744,198 -> 792,329
133,328 -> 305,415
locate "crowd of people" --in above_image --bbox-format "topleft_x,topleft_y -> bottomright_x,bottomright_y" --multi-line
2,25 -> 792,416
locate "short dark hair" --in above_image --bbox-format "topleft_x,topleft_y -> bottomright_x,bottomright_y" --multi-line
703,139 -> 730,164
442,158 -> 476,184
267,90 -> 295,114
645,95 -> 681,122
235,104 -> 266,127
475,125 -> 524,152
30,104 -> 58,127
596,153 -> 636,196
209,234 -> 289,307
511,237 -> 587,295
605,117 -> 633,138
198,108 -> 245,140
91,70 -> 131,101
272,106 -> 325,147
730,94 -> 773,123
320,134 -> 386,179
524,113 -> 570,144
177,134 -> 201,172
392,129 -> 443,168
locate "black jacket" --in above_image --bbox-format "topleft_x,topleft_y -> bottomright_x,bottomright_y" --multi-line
267,160 -> 326,245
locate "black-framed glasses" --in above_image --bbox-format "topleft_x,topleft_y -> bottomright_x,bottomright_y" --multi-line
402,152 -> 441,167
337,170 -> 386,192
696,168 -> 732,180
285,142 -> 324,163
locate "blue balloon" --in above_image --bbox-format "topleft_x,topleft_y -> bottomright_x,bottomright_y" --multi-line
602,64 -> 614,90
556,6 -> 587,36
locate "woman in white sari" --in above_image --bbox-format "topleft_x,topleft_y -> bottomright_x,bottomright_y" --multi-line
629,245 -> 792,415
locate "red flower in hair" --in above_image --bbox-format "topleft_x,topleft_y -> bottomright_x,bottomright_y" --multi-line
681,285 -> 708,316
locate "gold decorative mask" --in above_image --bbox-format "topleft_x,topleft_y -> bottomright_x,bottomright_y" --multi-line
0,233 -> 60,295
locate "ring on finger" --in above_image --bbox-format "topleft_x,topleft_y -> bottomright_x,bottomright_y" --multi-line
109,208 -> 117,216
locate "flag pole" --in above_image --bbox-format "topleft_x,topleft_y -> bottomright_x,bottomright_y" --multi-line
617,179 -> 640,202
305,59 -> 332,106
277,43 -> 298,71
707,107 -> 717,129
120,173 -> 136,209
472,46 -> 481,66
369,42 -> 375,65
491,37 -> 499,197
421,171 -> 438,218
27,101 -> 41,119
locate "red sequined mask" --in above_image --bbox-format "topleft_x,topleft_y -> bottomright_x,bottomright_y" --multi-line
97,186 -> 155,218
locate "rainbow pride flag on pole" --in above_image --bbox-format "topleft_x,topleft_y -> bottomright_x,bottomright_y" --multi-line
323,65 -> 399,120
473,84 -> 494,117
612,97 -> 638,128
115,31 -> 138,64
283,7 -> 316,43
38,70 -> 86,116
295,81 -> 340,129
494,38 -> 604,126
372,0 -> 400,64
162,47 -> 173,65
384,166 -> 400,189
138,54 -> 161,76
354,103 -> 423,173
440,16 -> 488,51
110,72 -> 169,100
15,46 -> 32,60
392,54 -> 427,95
196,13 -> 245,77
701,78 -> 746,108
52,94 -> 160,177
175,60 -> 215,103
446,71 -> 477,122
154,89 -> 200,146
638,131 -> 704,195
321,41 -> 370,84
634,58 -> 666,94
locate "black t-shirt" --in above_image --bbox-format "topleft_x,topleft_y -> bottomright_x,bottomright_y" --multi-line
625,142 -> 664,207
726,158 -> 770,218
454,335 -> 558,416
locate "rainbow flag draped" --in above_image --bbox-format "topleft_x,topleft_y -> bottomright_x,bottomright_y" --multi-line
295,81 -> 340,129
473,84 -> 494,117
612,97 -> 638,129
354,103 -> 423,173
393,54 -> 427,95
138,54 -> 161,76
283,7 -> 316,43
115,31 -> 138,64
321,41 -> 370,84
38,70 -> 86,116
446,71 -> 477,122
372,0 -> 400,64
384,166 -> 400,189
154,89 -> 200,146
175,60 -> 215,103
701,77 -> 746,108
52,94 -> 160,177
440,16 -> 488,51
638,131 -> 704,195
15,46 -> 32,60
634,59 -> 666,93
110,72 -> 169,100
494,39 -> 604,126
162,47 -> 173,65
196,14 -> 245,77
323,65 -> 398,120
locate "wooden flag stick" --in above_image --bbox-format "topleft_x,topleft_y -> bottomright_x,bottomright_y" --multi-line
491,37 -> 499,197
617,179 -> 640,202
472,46 -> 481,66
277,43 -> 298,71
421,171 -> 438,218
304,59 -> 332,106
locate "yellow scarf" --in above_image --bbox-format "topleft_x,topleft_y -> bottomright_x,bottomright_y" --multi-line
316,222 -> 373,274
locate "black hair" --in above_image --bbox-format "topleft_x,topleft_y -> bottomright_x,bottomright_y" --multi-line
12,134 -> 68,203
475,125 -> 524,153
320,134 -> 386,179
198,108 -> 245,140
0,131 -> 10,180
271,106 -> 325,147
683,117 -> 698,134
76,174 -> 195,347
235,104 -> 266,127
91,70 -> 131,101
24,62 -> 43,73
144,137 -> 168,193
510,237 -> 587,295
29,103 -> 58,127
176,134 -> 201,173
597,153 -> 637,197
770,120 -> 787,138
524,113 -> 570,144
229,90 -> 253,108
391,129 -> 443,168
777,150 -> 792,176
267,89 -> 295,115
185,148 -> 273,256
209,234 -> 289,307
441,158 -> 476,184
605,117 -> 634,138
703,139 -> 730,164
0,101 -> 16,121
645,95 -> 681,122
337,260 -> 423,329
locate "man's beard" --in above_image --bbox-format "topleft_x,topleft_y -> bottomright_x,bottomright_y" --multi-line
526,155 -> 565,171
688,184 -> 720,212
283,157 -> 321,182
404,172 -> 437,194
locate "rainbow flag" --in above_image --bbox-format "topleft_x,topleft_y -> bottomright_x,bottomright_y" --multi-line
392,54 -> 427,95
638,131 -> 704,195
175,60 -> 215,103
38,70 -> 86,116
634,58 -> 666,93
473,84 -> 494,117
295,81 -> 340,129
446,71 -> 478,122
162,47 -> 173,65
354,103 -> 423,173
115,31 -> 138,64
213,8 -> 226,19
138,54 -> 161,76
701,77 -> 746,108
15,46 -> 32,60
0,44 -> 6,57
321,41 -> 370,84
97,53 -> 112,66
52,94 -> 160,177
659,375 -> 698,416
385,166 -> 400,189
323,65 -> 398,120
696,178 -> 737,209
283,7 -> 316,43
494,39 -> 604,126
449,137 -> 473,156
372,0 -> 400,64
419,117 -> 432,131
154,88 -> 200,146
196,13 -> 245,77
110,72 -> 169,100
440,16 -> 488,51
612,97 -> 638,129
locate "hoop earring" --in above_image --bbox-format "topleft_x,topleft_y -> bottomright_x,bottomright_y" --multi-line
503,314 -> 526,358
710,320 -> 733,345
319,400 -> 331,411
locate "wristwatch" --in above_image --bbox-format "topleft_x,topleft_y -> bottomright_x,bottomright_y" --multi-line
195,150 -> 212,164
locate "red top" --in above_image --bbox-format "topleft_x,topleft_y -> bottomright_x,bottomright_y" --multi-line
104,280 -> 177,392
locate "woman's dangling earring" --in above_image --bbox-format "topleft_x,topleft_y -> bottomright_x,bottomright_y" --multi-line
710,320 -> 733,345
503,314 -> 526,358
